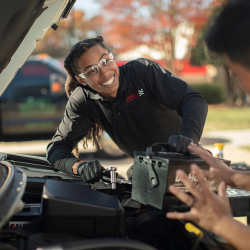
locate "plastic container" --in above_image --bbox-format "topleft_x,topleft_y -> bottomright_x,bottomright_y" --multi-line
213,143 -> 224,158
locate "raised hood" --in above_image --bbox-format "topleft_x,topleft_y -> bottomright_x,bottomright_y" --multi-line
0,0 -> 75,96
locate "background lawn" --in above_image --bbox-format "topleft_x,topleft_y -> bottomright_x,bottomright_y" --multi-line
204,105 -> 250,132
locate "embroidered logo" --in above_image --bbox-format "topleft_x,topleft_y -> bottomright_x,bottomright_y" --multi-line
127,89 -> 144,103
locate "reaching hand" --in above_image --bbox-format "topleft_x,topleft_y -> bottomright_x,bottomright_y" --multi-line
167,135 -> 193,155
188,142 -> 236,187
166,164 -> 233,233
77,160 -> 103,183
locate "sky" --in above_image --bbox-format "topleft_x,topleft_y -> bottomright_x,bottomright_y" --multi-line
73,0 -> 100,19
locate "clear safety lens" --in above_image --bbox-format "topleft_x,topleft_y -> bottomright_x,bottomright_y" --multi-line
79,53 -> 114,78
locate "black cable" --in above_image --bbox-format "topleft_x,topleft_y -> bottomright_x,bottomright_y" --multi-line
190,234 -> 203,250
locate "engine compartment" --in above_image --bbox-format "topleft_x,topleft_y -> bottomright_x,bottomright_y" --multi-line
0,153 -> 237,250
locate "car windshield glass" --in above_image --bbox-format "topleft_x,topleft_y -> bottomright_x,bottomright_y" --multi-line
44,57 -> 66,74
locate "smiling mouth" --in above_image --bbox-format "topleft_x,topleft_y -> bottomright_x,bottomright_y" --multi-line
101,76 -> 114,86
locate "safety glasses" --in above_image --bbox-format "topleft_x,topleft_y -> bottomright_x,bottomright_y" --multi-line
79,53 -> 114,79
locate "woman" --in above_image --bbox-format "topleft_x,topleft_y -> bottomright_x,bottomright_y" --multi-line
46,36 -> 208,182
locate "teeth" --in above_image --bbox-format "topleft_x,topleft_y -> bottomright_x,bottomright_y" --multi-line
101,76 -> 114,86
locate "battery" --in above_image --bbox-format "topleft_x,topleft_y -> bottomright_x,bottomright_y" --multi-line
131,144 -> 231,210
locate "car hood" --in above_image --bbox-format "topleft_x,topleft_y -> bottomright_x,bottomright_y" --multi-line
0,0 -> 75,229
0,0 -> 75,96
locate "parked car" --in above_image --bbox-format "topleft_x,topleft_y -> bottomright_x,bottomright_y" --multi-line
0,54 -> 67,139
0,54 -> 125,159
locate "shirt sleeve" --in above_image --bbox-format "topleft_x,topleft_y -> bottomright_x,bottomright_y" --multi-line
135,59 -> 208,143
46,94 -> 94,175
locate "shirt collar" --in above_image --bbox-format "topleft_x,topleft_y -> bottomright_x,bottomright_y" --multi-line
119,65 -> 129,92
83,87 -> 103,100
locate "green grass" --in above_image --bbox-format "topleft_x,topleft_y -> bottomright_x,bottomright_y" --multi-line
204,106 -> 250,132
239,145 -> 250,152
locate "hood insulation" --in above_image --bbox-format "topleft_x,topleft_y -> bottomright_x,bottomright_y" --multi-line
0,0 -> 46,74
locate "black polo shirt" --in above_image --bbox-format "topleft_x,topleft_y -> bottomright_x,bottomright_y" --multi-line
47,58 -> 208,174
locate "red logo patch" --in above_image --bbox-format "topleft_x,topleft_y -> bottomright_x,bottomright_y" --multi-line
127,92 -> 140,103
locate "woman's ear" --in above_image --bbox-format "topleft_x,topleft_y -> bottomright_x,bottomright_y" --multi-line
75,75 -> 87,86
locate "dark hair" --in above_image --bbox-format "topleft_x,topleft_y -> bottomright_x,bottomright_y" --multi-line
64,36 -> 109,155
205,0 -> 250,68
64,35 -> 109,96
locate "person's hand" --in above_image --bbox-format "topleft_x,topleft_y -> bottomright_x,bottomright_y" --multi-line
188,142 -> 235,187
77,160 -> 103,183
167,135 -> 193,155
166,164 -> 233,233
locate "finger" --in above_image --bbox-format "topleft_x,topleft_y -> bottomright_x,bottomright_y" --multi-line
202,169 -> 213,179
167,211 -> 198,221
176,169 -> 204,200
218,181 -> 227,198
169,184 -> 194,206
188,143 -> 215,165
190,164 -> 211,196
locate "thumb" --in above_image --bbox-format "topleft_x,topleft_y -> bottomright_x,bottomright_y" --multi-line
218,181 -> 227,198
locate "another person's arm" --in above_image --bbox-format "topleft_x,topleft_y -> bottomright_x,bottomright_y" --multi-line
166,164 -> 250,250
188,142 -> 250,191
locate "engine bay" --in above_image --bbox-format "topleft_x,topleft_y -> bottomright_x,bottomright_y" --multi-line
0,152 -> 240,250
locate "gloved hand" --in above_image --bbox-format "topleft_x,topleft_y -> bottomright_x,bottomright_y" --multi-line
167,135 -> 193,155
77,160 -> 103,183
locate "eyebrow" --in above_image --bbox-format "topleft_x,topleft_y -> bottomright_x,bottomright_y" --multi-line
83,53 -> 109,71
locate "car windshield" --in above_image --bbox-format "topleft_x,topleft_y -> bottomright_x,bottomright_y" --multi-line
28,55 -> 66,75
44,57 -> 66,74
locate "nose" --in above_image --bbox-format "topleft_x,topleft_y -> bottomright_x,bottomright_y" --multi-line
98,66 -> 109,77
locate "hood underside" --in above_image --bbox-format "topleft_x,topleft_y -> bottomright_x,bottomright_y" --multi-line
0,0 -> 75,96
0,0 -> 46,75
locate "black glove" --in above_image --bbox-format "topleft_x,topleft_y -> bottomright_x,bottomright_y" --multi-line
77,160 -> 102,183
167,135 -> 193,155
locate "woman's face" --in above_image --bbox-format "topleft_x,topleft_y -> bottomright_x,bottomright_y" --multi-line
224,54 -> 250,95
75,44 -> 120,99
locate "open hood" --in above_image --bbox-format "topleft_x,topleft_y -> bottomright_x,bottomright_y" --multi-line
0,0 -> 75,96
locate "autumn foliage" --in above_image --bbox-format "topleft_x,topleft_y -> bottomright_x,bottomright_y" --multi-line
97,0 -> 226,72
35,0 -> 226,71
35,9 -> 104,58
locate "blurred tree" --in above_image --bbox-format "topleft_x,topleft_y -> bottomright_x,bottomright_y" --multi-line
97,0 -> 218,73
190,0 -> 246,106
34,9 -> 103,58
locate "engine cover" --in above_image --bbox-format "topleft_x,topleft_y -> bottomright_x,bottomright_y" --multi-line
41,179 -> 124,238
